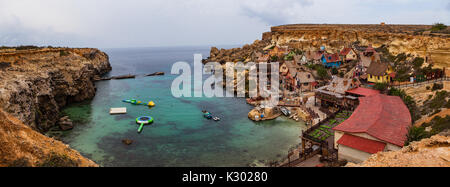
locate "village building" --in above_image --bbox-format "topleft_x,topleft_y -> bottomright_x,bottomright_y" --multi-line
321,53 -> 342,68
269,46 -> 289,58
282,61 -> 300,91
294,70 -> 317,92
363,44 -> 376,56
339,47 -> 358,62
294,54 -> 308,65
356,44 -> 381,77
333,94 -> 412,163
366,60 -> 394,83
305,50 -> 325,64
315,77 -> 361,110
256,54 -> 270,63
280,62 -> 289,76
281,61 -> 318,93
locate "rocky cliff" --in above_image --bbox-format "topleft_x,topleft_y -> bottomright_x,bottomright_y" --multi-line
208,24 -> 450,68
347,135 -> 450,167
0,108 -> 97,167
0,48 -> 111,132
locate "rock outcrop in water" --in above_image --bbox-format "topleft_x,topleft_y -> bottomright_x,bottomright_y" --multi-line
0,47 -> 111,132
207,24 -> 450,68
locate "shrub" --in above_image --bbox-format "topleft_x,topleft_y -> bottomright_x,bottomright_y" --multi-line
412,57 -> 424,70
37,152 -> 79,167
432,83 -> 443,91
431,23 -> 447,31
405,126 -> 430,146
395,53 -> 407,63
7,157 -> 32,167
60,50 -> 70,57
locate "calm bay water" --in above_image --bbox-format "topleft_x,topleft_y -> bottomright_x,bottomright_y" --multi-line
61,46 -> 305,167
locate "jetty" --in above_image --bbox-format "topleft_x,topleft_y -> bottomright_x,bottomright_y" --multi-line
100,74 -> 136,81
146,72 -> 165,76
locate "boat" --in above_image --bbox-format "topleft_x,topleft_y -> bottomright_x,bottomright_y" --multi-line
280,107 -> 291,116
213,117 -> 220,121
203,112 -> 213,119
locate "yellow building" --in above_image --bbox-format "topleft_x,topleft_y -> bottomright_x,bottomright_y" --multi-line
366,61 -> 394,83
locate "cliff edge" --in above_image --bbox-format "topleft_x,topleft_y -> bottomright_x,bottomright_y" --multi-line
0,109 -> 97,167
0,47 -> 111,131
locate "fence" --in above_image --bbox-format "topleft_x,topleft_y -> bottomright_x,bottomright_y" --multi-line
391,76 -> 449,89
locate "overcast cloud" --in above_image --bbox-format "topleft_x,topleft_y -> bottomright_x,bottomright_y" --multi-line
0,0 -> 448,48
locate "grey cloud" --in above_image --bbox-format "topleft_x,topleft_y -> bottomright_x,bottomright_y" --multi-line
239,0 -> 314,25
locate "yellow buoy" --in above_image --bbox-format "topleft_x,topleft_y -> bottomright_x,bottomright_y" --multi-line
148,101 -> 155,107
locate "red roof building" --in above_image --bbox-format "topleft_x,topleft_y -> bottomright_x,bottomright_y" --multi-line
337,134 -> 386,154
334,94 -> 411,147
339,48 -> 352,56
345,87 -> 380,97
364,44 -> 377,54
333,94 -> 412,163
339,47 -> 358,62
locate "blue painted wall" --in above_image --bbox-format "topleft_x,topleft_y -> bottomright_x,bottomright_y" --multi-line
321,55 -> 342,68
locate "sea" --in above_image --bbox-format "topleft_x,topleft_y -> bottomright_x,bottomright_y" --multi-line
60,46 -> 306,167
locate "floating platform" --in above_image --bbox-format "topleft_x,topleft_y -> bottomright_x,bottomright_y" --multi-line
110,107 -> 127,115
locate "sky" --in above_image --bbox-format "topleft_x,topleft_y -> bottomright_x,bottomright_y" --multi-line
0,0 -> 449,48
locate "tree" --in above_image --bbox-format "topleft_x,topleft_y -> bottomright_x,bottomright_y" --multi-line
317,66 -> 329,80
331,67 -> 338,75
405,126 -> 430,146
374,83 -> 388,92
270,55 -> 278,62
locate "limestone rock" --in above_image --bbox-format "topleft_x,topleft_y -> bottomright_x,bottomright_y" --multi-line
0,48 -> 111,132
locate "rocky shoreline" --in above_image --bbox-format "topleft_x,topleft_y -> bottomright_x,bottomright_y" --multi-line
0,47 -> 111,132
0,47 -> 111,166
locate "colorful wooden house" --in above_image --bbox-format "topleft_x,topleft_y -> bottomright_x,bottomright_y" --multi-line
321,53 -> 342,68
339,47 -> 358,62
366,61 -> 394,83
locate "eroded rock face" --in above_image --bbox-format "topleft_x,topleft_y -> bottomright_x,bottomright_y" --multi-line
0,48 -> 111,132
206,40 -> 271,63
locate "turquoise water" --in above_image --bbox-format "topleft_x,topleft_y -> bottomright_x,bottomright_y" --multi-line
61,47 -> 306,167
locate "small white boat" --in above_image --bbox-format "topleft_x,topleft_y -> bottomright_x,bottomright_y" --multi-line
213,117 -> 221,121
